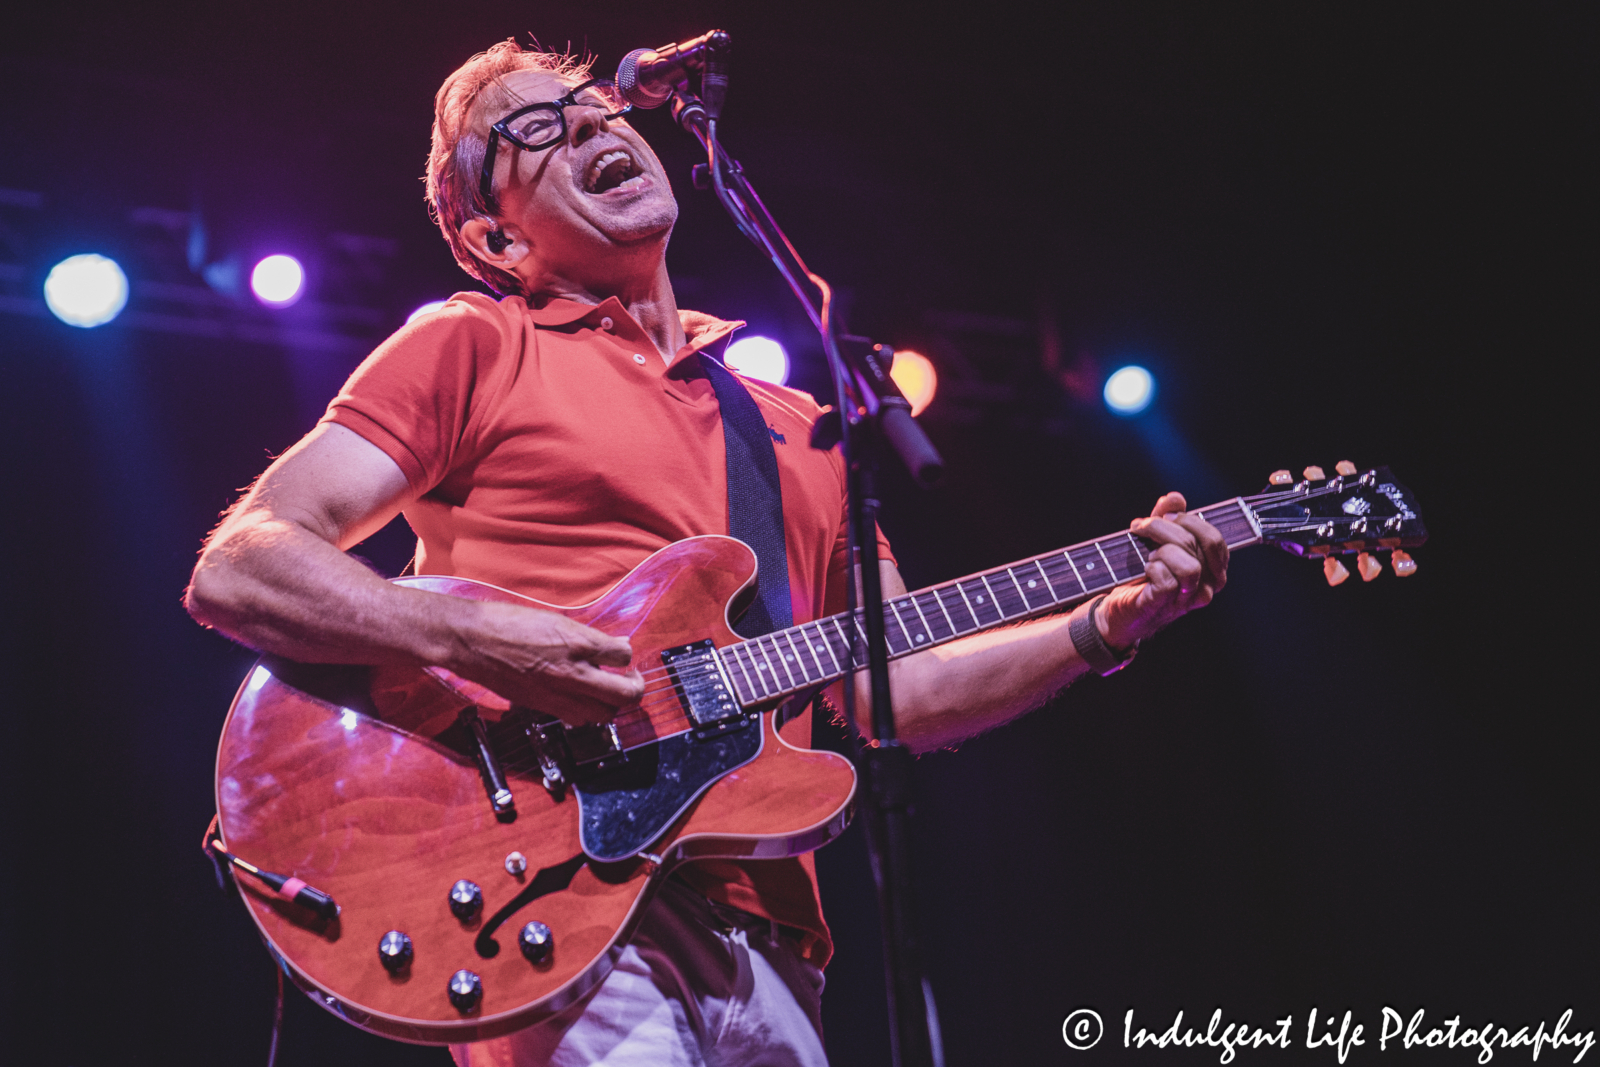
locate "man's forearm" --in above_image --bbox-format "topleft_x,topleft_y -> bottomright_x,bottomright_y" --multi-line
872,612 -> 1094,752
186,513 -> 467,667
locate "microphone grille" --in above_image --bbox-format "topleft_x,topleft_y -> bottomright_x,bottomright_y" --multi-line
616,49 -> 674,109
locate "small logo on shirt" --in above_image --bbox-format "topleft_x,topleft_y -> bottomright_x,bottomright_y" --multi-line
768,425 -> 787,444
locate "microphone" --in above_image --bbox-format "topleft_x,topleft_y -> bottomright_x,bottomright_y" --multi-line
616,29 -> 730,112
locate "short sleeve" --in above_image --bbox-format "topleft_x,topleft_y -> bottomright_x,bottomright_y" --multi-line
825,514 -> 898,615
320,292 -> 508,494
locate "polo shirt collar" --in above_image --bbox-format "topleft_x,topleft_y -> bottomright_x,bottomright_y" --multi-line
521,295 -> 744,371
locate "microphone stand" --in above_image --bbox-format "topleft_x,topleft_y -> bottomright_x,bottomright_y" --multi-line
667,76 -> 946,1067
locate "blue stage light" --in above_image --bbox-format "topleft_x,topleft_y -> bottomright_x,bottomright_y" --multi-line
724,335 -> 790,386
407,300 -> 450,324
250,254 -> 305,307
1104,365 -> 1155,415
43,253 -> 129,327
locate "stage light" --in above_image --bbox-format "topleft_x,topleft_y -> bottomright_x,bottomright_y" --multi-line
43,253 -> 128,328
1104,365 -> 1154,415
406,300 -> 450,324
250,254 -> 305,307
724,335 -> 790,386
890,349 -> 937,416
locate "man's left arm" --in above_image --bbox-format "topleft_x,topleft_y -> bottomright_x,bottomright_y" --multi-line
854,492 -> 1228,752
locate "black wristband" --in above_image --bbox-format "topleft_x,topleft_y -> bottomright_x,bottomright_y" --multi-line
1069,596 -> 1139,676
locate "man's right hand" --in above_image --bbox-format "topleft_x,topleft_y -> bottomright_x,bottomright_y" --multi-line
186,424 -> 644,730
450,601 -> 644,727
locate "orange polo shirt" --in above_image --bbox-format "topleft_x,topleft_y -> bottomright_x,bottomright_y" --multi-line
321,290 -> 891,966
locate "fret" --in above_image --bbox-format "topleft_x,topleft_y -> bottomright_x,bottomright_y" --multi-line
1032,559 -> 1060,603
915,591 -> 955,642
742,643 -> 772,699
930,585 -> 960,635
1103,536 -> 1143,582
727,644 -> 761,702
905,595 -> 936,646
1061,549 -> 1087,596
969,576 -> 1005,626
852,613 -> 871,655
949,583 -> 981,631
885,599 -> 915,653
1125,532 -> 1147,567
1039,555 -> 1081,601
1093,540 -> 1116,583
798,626 -> 832,679
1011,565 -> 1051,612
757,637 -> 793,690
772,634 -> 804,687
1067,544 -> 1109,591
831,616 -> 860,669
781,630 -> 815,683
988,571 -> 1026,618
812,622 -> 843,674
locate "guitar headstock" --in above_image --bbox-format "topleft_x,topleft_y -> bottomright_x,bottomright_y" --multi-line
1247,462 -> 1427,583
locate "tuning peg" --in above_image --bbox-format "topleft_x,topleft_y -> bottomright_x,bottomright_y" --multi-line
1335,460 -> 1358,476
1269,469 -> 1293,485
1356,552 -> 1381,582
1303,465 -> 1326,481
1323,557 -> 1350,586
1390,550 -> 1417,577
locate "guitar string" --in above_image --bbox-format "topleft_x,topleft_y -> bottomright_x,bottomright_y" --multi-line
270,495 -> 1388,828
437,497 -> 1366,730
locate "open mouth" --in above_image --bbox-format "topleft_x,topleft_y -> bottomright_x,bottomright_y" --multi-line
585,149 -> 646,194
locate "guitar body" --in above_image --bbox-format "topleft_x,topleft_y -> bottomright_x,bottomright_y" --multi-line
214,535 -> 857,1044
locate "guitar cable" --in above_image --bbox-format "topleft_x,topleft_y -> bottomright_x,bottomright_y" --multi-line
202,816 -> 341,920
202,816 -> 297,1065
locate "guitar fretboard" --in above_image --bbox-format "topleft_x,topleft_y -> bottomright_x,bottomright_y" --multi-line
715,499 -> 1262,707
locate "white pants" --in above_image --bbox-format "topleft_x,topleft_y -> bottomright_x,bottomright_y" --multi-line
451,877 -> 829,1067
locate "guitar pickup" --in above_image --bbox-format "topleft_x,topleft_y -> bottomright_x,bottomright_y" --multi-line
660,640 -> 746,737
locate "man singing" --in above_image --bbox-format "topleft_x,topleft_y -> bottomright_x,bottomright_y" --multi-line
186,39 -> 1228,1066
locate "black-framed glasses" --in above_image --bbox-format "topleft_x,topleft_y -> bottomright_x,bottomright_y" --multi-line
478,78 -> 632,212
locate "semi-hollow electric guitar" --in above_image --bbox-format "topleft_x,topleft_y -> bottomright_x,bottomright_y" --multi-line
209,462 -> 1425,1044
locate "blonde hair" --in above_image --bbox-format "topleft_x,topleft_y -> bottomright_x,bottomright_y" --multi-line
426,40 -> 594,295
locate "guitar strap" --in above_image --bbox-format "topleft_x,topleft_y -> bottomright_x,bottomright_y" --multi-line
699,352 -> 794,640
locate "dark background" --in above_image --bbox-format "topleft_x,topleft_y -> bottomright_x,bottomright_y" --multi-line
1,3 -> 1592,1065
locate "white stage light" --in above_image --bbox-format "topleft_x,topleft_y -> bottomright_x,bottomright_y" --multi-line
406,300 -> 450,324
43,253 -> 128,328
251,254 -> 305,307
1104,365 -> 1155,415
724,335 -> 790,386
890,350 -> 938,416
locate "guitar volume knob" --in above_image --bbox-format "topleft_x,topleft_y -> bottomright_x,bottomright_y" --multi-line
448,969 -> 483,1012
518,920 -> 554,963
449,879 -> 483,920
377,930 -> 413,972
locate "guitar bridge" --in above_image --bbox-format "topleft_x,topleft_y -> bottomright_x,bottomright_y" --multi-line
525,716 -> 629,776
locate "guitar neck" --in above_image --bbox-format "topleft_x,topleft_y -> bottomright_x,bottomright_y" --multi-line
716,498 -> 1264,709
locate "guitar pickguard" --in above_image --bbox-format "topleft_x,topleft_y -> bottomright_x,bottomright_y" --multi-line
575,716 -> 764,862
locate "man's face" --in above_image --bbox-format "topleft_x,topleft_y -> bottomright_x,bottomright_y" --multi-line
479,70 -> 678,267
